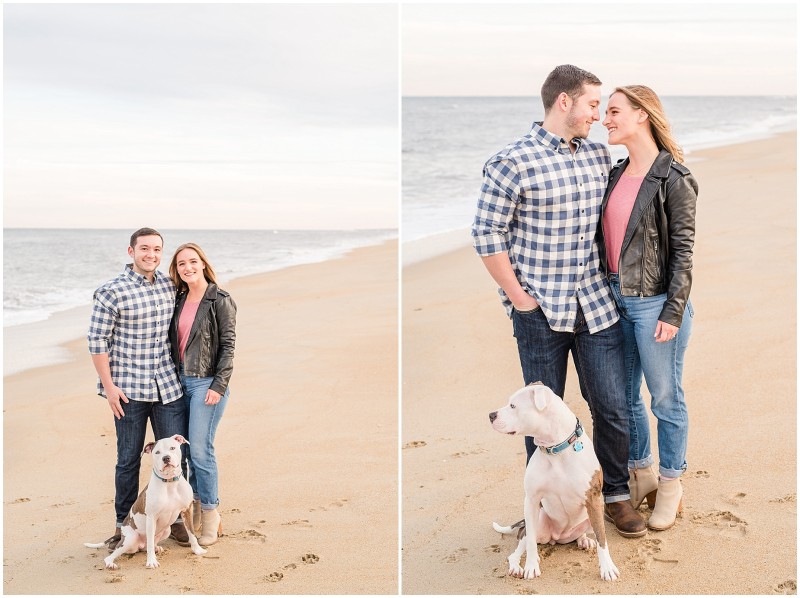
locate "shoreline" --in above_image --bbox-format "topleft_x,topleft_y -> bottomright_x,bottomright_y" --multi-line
401,132 -> 797,593
3,237 -> 397,377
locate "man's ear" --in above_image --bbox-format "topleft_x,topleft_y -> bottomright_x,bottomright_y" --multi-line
557,91 -> 571,112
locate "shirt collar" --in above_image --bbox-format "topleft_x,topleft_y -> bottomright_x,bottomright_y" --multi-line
124,263 -> 161,285
530,121 -> 583,154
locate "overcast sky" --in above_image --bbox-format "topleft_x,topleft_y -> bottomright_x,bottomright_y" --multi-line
403,3 -> 797,96
5,3 -> 399,230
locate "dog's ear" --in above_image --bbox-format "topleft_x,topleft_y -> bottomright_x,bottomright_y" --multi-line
529,385 -> 549,411
172,434 -> 190,445
142,442 -> 156,455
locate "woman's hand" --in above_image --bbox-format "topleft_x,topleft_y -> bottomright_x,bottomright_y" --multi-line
205,389 -> 222,405
654,320 -> 679,343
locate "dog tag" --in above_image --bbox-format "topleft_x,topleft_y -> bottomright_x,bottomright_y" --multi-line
573,441 -> 584,452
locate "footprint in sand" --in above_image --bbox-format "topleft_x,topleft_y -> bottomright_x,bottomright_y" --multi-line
283,519 -> 313,528
770,493 -> 796,504
11,498 -> 30,504
309,499 -> 349,512
627,538 -> 677,570
485,544 -> 502,554
228,529 -> 266,542
403,440 -> 427,449
687,470 -> 711,479
690,510 -> 748,537
558,560 -> 584,581
443,547 -> 468,563
266,572 -> 284,583
301,553 -> 320,564
451,448 -> 488,458
283,563 -> 298,570
105,575 -> 124,584
774,580 -> 797,594
724,492 -> 747,506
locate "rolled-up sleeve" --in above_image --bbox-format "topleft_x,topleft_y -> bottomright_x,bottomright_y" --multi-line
472,157 -> 521,256
88,288 -> 118,355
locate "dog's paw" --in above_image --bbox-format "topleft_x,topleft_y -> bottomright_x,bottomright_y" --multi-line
600,563 -> 620,581
523,561 -> 541,579
145,559 -> 160,569
577,534 -> 596,551
193,546 -> 208,556
103,560 -> 119,570
508,563 -> 525,578
155,546 -> 164,555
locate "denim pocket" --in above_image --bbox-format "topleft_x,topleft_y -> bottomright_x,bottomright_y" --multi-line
514,305 -> 541,315
687,300 -> 695,318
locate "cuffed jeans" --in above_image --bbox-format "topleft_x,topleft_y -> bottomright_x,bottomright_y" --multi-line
608,275 -> 692,478
114,395 -> 188,526
512,304 -> 631,502
180,369 -> 229,510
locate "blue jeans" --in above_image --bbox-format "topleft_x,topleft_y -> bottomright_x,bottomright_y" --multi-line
608,275 -> 693,478
180,371 -> 229,510
512,305 -> 631,502
114,396 -> 188,526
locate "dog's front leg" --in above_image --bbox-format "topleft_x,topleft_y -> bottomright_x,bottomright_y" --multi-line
145,515 -> 159,569
522,496 -> 541,579
181,507 -> 207,556
585,479 -> 619,581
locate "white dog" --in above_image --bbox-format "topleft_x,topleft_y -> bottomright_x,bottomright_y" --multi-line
489,383 -> 619,581
85,435 -> 206,569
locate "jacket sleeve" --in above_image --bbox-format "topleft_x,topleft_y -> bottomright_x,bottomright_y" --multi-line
659,171 -> 698,326
210,294 -> 237,395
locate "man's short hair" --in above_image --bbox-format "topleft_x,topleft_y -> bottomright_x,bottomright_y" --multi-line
541,65 -> 602,113
130,227 -> 163,249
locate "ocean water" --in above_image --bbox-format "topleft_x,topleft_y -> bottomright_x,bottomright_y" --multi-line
3,228 -> 396,328
402,96 -> 796,241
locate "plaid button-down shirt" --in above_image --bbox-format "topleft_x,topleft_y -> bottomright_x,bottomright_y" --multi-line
472,122 -> 619,333
88,265 -> 182,403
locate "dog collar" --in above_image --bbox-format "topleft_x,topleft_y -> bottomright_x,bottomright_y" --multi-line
541,419 -> 584,455
153,469 -> 183,483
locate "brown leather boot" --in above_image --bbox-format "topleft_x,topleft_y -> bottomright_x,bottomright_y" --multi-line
170,521 -> 191,546
604,500 -> 647,538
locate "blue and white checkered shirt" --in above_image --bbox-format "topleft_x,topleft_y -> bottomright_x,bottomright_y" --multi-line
472,122 -> 619,333
88,265 -> 182,403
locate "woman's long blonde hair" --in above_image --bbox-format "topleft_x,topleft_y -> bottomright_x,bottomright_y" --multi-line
169,242 -> 218,293
613,85 -> 684,164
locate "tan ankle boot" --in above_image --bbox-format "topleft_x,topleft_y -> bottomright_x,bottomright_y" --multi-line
192,499 -> 202,533
629,465 -> 659,509
198,509 -> 222,546
647,478 -> 683,530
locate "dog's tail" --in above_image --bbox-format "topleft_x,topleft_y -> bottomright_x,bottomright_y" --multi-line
492,518 -> 525,536
84,542 -> 106,549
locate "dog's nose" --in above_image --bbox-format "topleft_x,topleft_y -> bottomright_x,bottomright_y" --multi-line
162,455 -> 171,463
489,411 -> 497,423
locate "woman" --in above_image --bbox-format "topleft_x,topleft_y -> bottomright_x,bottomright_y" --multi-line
598,86 -> 698,531
168,243 -> 236,545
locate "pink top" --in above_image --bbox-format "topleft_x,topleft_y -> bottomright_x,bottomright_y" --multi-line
177,300 -> 201,363
603,174 -> 645,273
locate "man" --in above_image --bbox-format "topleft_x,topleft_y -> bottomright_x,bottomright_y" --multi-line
472,65 -> 645,537
88,227 -> 191,549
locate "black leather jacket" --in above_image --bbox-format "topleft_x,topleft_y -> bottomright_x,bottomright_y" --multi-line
597,150 -> 698,328
169,283 -> 237,395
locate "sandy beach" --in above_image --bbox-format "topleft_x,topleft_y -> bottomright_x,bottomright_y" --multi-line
3,241 -> 398,594
402,133 -> 797,594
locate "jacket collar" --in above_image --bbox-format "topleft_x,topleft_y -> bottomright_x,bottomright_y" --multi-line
611,148 -> 673,181
178,282 -> 219,302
